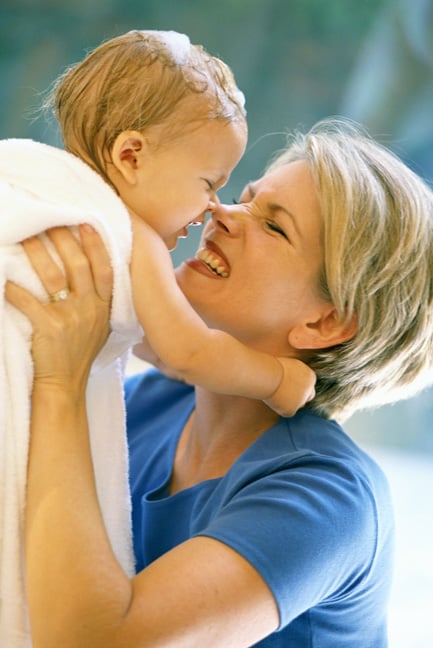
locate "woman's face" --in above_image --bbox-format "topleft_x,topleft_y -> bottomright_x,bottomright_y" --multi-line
176,160 -> 330,357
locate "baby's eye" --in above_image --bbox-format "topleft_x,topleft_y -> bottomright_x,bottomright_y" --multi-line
266,220 -> 288,239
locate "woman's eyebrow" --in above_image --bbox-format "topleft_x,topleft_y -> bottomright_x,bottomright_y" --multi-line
267,202 -> 301,239
249,181 -> 301,239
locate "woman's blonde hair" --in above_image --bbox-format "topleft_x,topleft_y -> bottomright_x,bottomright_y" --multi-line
44,30 -> 246,182
268,119 -> 433,420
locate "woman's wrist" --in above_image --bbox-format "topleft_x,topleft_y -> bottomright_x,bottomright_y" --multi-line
32,376 -> 88,407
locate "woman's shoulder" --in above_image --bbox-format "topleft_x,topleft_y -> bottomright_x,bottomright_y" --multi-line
233,408 -> 393,526
243,408 -> 382,471
125,368 -> 193,411
284,408 -> 390,490
125,370 -> 195,492
125,369 -> 194,439
202,411 -> 394,636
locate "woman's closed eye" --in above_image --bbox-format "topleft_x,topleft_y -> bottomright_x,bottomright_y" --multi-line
265,219 -> 289,239
233,195 -> 290,240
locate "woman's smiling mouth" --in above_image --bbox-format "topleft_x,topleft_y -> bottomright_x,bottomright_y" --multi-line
196,248 -> 230,277
195,240 -> 231,277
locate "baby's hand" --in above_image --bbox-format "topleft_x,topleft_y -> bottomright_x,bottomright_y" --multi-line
263,358 -> 316,417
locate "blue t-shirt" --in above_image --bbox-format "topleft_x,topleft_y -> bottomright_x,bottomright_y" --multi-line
126,369 -> 394,647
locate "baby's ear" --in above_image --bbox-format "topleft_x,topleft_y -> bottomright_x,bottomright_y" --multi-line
111,131 -> 147,184
288,306 -> 358,350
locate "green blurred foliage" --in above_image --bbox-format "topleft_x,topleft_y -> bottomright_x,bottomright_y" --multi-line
1,0 -> 432,451
0,0 -> 382,187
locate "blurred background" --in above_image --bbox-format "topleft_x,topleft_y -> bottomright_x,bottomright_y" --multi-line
1,0 -> 432,644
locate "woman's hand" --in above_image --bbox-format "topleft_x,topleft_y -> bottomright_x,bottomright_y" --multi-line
5,224 -> 113,394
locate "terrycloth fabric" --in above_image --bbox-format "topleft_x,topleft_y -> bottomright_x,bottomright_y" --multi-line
0,139 -> 142,647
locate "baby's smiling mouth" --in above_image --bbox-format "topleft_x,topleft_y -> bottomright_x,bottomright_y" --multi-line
196,247 -> 230,277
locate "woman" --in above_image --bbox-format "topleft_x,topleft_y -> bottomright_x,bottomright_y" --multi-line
7,120 -> 433,646
1,30 -> 312,647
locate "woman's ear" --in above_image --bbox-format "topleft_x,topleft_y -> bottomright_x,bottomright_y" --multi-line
288,305 -> 358,350
110,131 -> 147,185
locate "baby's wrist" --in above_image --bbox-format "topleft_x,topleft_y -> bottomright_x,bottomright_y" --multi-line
263,358 -> 285,401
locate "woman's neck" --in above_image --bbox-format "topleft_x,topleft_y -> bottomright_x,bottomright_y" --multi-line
170,387 -> 280,494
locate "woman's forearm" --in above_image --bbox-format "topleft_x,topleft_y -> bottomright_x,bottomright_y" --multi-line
25,383 -> 132,647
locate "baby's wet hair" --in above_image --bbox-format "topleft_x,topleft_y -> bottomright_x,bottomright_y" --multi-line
44,30 -> 246,183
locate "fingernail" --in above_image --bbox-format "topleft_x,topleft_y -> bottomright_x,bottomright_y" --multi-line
80,223 -> 95,234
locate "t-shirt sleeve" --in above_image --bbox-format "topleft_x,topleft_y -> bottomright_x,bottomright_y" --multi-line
197,458 -> 378,628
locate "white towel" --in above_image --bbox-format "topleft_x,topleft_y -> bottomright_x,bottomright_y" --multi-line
0,139 -> 142,647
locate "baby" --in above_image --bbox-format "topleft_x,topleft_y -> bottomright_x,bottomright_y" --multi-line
0,30 -> 313,645
45,29 -> 315,411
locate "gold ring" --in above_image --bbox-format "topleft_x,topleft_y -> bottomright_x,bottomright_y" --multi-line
50,288 -> 70,302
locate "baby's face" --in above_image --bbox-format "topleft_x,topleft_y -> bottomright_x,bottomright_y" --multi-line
117,119 -> 247,249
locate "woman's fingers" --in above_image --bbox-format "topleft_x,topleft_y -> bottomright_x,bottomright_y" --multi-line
47,225 -> 113,303
22,225 -> 113,305
22,235 -> 68,299
5,280 -> 44,321
4,225 -> 114,392
46,226 -> 94,297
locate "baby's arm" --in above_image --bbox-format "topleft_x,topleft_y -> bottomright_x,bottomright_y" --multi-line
130,218 -> 315,416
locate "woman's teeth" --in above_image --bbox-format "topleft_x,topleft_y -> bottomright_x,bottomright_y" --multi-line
197,248 -> 229,277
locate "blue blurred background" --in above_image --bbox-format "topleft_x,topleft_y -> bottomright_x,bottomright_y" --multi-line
1,1 -> 432,644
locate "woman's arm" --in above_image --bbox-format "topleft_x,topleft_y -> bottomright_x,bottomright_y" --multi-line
129,216 -> 315,416
7,226 -> 279,647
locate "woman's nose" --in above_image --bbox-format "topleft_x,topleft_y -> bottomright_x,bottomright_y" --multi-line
208,201 -> 247,236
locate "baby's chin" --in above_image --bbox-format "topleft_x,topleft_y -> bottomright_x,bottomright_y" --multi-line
164,234 -> 180,251
164,227 -> 189,251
